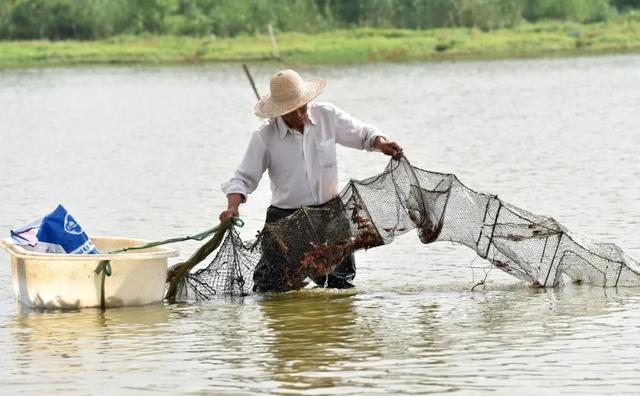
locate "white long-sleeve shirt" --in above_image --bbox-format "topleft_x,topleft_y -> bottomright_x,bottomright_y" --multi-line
221,102 -> 385,209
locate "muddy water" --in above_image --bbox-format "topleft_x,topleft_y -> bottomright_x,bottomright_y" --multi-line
1,54 -> 640,394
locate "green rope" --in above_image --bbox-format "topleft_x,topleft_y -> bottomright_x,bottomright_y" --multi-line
95,260 -> 112,309
165,217 -> 240,302
106,217 -> 244,254
94,217 -> 244,307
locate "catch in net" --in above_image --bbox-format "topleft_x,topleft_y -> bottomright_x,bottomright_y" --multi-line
166,156 -> 640,301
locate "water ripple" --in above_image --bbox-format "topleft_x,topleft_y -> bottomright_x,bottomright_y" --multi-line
2,55 -> 640,394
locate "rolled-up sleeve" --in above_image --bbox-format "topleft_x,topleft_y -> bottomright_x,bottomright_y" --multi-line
331,104 -> 387,151
221,130 -> 269,202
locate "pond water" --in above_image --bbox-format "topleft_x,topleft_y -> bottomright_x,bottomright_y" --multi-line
1,54 -> 640,394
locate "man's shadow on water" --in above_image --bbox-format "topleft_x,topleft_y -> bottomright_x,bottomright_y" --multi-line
256,290 -> 377,391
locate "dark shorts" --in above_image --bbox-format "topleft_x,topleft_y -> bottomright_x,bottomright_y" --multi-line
252,203 -> 356,293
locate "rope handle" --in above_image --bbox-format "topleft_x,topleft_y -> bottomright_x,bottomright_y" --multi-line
95,260 -> 112,310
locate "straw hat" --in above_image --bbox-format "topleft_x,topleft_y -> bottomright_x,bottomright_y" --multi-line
254,69 -> 327,118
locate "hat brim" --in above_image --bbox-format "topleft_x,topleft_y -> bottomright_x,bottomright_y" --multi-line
254,78 -> 327,119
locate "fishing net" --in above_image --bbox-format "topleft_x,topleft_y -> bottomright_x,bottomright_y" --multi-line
166,156 -> 640,301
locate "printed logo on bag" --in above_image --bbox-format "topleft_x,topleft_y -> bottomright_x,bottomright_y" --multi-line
64,213 -> 83,235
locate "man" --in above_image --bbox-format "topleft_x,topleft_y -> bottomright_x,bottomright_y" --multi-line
219,69 -> 402,291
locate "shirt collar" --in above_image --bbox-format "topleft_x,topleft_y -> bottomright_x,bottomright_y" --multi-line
308,110 -> 317,126
274,110 -> 317,139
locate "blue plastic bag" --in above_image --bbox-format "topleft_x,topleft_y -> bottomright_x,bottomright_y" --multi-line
34,204 -> 98,254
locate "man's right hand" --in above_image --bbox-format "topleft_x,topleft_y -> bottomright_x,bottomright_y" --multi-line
219,207 -> 239,222
219,193 -> 245,222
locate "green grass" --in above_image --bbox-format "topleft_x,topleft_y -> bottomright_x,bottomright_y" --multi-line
1,15 -> 640,69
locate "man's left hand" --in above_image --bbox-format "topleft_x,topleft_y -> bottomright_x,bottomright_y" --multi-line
374,137 -> 403,159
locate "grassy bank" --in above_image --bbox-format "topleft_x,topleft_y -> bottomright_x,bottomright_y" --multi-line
1,16 -> 640,69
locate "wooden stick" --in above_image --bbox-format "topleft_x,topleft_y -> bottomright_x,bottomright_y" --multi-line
242,64 -> 260,100
267,23 -> 281,61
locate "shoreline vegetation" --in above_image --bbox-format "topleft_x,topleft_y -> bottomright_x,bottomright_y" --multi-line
2,0 -> 640,69
1,18 -> 640,69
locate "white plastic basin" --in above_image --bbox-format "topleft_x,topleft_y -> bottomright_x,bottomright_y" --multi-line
1,236 -> 178,309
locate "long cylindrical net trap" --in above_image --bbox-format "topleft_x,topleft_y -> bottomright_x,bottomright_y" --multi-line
166,156 -> 640,301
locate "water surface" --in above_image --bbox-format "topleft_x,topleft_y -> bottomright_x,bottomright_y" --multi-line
1,54 -> 640,394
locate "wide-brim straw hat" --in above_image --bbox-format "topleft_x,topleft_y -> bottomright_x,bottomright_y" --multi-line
255,69 -> 327,118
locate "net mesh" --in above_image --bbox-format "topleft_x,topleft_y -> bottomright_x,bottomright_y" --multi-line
170,157 -> 640,300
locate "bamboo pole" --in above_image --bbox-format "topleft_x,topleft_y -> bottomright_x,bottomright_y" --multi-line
242,64 -> 260,100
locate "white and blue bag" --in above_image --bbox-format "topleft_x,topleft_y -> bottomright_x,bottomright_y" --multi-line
11,204 -> 98,254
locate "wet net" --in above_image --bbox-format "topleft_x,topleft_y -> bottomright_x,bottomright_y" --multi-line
166,156 -> 640,301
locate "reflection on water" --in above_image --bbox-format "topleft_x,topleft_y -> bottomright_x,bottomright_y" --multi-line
3,285 -> 640,393
6,305 -> 172,393
259,292 -> 367,391
1,54 -> 640,394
